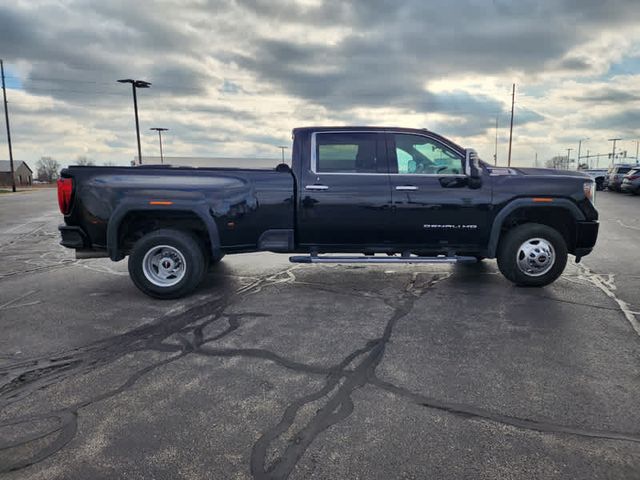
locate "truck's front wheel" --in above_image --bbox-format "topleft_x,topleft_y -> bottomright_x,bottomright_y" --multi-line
128,229 -> 206,299
497,223 -> 568,287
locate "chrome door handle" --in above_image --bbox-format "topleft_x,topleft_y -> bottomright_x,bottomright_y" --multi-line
305,184 -> 329,191
395,185 -> 418,191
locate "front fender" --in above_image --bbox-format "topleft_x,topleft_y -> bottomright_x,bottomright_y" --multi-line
486,198 -> 586,258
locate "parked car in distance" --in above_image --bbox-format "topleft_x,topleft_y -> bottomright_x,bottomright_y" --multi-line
606,164 -> 635,191
584,169 -> 608,191
621,167 -> 640,195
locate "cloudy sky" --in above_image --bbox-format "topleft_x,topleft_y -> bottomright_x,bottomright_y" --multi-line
1,0 -> 640,168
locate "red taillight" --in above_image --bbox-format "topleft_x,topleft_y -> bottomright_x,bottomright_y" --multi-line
57,177 -> 73,215
629,175 -> 639,180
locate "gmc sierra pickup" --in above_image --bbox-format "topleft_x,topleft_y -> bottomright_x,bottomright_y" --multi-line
58,126 -> 599,298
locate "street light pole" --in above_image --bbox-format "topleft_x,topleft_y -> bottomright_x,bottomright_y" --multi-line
150,128 -> 168,164
131,83 -> 141,164
278,145 -> 288,164
507,83 -> 515,167
1,59 -> 16,192
118,79 -> 151,165
566,148 -> 573,170
608,138 -> 621,165
577,137 -> 589,170
494,112 -> 498,166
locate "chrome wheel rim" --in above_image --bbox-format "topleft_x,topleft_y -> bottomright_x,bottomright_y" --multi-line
516,237 -> 555,277
142,245 -> 187,287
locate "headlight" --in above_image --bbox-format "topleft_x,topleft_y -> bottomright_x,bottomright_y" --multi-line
583,180 -> 596,204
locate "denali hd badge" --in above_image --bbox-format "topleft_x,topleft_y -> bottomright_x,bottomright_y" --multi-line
423,224 -> 479,229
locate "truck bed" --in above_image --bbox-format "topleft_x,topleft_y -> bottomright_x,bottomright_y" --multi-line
61,165 -> 295,253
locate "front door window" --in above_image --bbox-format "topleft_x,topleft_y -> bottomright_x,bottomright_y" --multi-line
392,134 -> 463,175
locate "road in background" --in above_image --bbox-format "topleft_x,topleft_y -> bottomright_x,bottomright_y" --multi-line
0,189 -> 59,247
0,189 -> 638,479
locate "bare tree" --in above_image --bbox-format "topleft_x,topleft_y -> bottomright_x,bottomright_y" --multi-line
75,156 -> 95,166
545,156 -> 570,170
102,160 -> 117,166
36,157 -> 61,183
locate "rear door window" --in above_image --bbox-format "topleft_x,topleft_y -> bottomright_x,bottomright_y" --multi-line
315,133 -> 386,173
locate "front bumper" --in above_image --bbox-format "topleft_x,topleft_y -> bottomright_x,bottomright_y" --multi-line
58,225 -> 88,249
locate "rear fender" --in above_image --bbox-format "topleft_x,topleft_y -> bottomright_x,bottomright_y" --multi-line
106,200 -> 221,261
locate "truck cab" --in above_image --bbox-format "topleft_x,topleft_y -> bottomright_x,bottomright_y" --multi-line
290,127 -> 490,256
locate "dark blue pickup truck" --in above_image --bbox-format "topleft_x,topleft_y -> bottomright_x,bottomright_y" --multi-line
58,126 -> 599,298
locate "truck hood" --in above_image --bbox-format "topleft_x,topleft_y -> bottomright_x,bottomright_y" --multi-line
508,167 -> 591,179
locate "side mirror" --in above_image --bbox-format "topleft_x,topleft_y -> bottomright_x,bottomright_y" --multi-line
465,148 -> 483,189
439,176 -> 468,188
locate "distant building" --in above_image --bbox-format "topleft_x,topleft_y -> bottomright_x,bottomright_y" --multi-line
139,156 -> 282,169
0,160 -> 32,186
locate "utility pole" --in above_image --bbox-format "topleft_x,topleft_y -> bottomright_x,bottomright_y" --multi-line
150,127 -> 168,164
1,59 -> 16,192
635,140 -> 639,164
494,112 -> 498,165
534,152 -> 538,168
586,149 -> 590,169
608,138 -> 621,165
566,148 -> 573,170
507,83 -> 515,167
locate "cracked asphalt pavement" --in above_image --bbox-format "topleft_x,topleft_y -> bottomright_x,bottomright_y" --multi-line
1,188 -> 639,479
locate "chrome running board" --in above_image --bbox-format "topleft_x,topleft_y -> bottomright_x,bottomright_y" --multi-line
289,254 -> 477,264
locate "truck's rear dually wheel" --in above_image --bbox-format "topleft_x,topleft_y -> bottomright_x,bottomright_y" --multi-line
128,229 -> 206,299
497,223 -> 567,287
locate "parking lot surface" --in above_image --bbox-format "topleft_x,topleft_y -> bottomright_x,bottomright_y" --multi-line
1,188 -> 639,479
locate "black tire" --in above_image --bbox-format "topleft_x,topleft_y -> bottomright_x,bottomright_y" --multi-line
128,229 -> 206,299
497,223 -> 567,287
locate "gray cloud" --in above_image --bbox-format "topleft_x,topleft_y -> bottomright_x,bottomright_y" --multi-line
572,88 -> 640,104
558,57 -> 593,71
583,109 -> 640,134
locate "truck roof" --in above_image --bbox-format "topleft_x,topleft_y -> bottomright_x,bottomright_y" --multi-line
291,126 -> 465,153
292,126 -> 430,135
